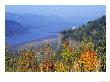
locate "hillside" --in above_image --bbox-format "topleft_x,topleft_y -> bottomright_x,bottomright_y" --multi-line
5,16 -> 106,72
60,15 -> 106,71
5,20 -> 30,37
6,12 -> 99,38
61,15 -> 106,50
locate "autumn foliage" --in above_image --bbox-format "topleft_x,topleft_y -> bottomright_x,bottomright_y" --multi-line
5,16 -> 106,72
73,50 -> 97,72
5,38 -> 106,72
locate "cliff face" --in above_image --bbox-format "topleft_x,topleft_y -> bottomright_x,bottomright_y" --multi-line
57,33 -> 63,50
57,32 -> 81,50
68,38 -> 81,49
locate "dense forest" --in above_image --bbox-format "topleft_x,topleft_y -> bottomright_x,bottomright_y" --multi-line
5,16 -> 106,72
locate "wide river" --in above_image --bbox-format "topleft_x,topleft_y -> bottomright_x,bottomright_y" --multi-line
6,26 -> 73,46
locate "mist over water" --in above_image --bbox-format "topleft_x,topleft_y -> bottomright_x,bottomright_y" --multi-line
6,25 -> 73,45
5,5 -> 106,46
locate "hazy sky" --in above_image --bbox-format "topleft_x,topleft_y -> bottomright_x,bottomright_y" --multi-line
5,5 -> 106,17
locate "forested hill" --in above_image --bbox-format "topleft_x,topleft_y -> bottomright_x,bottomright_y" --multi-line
5,15 -> 106,72
61,15 -> 106,41
61,15 -> 106,49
